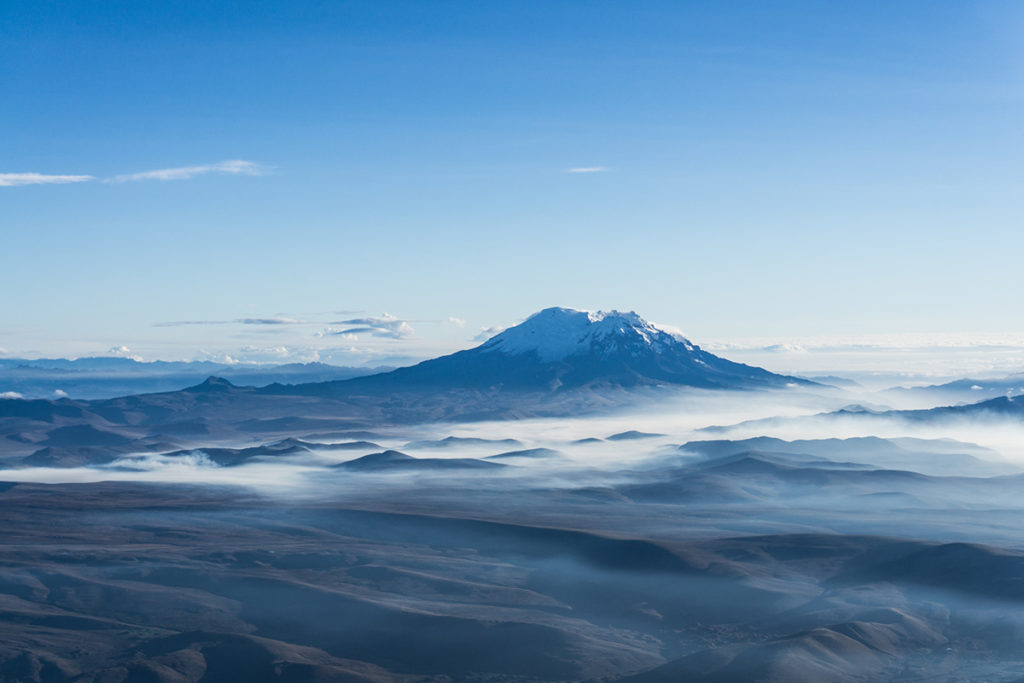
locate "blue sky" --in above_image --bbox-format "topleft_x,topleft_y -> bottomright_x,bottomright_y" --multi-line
3,1 -> 1024,365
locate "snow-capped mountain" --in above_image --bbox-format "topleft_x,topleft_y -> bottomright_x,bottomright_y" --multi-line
479,308 -> 698,362
285,307 -> 809,394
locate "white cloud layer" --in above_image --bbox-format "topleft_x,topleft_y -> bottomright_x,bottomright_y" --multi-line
564,166 -> 608,173
0,173 -> 94,187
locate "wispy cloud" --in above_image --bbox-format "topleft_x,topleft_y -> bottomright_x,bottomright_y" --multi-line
333,314 -> 414,339
108,159 -> 267,183
154,320 -> 229,327
237,345 -> 294,360
564,166 -> 609,173
234,317 -> 301,325
315,327 -> 359,341
108,345 -> 143,361
0,172 -> 94,187
474,326 -> 506,341
761,343 -> 809,354
2,160 -> 268,187
446,317 -> 467,328
155,317 -> 301,327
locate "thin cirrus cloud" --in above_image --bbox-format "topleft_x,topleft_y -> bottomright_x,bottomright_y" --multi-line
1,160 -> 266,187
153,320 -> 229,327
564,166 -> 609,173
154,317 -> 302,327
0,172 -> 94,187
234,317 -> 300,325
108,159 -> 267,183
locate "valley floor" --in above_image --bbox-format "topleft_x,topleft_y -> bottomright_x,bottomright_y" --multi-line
3,454 -> 1024,682
4,388 -> 1024,681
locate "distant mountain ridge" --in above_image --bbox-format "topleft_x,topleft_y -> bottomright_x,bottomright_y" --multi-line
0,357 -> 392,399
881,395 -> 1024,421
884,373 -> 1024,404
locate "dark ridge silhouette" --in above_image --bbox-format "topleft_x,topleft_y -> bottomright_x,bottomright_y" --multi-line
607,430 -> 666,441
0,398 -> 89,422
22,446 -> 124,467
486,447 -> 561,460
333,450 -> 506,472
185,376 -> 239,393
272,438 -> 381,451
837,542 -> 1024,600
404,436 -> 523,449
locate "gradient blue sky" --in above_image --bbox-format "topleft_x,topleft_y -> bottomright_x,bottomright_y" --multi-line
3,1 -> 1024,365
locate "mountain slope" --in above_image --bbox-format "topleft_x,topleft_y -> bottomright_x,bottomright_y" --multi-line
272,307 -> 809,395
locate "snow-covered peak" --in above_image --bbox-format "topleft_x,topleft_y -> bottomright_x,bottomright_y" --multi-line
479,307 -> 696,362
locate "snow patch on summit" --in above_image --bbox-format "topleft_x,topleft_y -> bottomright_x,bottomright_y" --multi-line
479,307 -> 697,362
